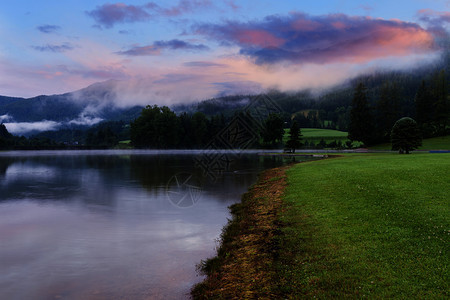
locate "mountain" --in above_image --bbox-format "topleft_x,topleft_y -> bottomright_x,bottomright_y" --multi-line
1,51 -> 448,137
0,80 -> 143,135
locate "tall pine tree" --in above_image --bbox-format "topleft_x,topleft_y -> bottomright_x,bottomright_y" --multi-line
376,81 -> 400,143
348,83 -> 375,146
415,80 -> 433,125
432,70 -> 449,135
286,121 -> 302,153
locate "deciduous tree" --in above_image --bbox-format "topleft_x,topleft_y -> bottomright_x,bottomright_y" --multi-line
391,117 -> 422,154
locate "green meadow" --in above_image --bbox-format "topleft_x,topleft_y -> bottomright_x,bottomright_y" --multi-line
284,128 -> 350,145
277,153 -> 449,298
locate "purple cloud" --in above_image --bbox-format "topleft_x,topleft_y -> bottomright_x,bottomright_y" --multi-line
159,0 -> 212,16
195,12 -> 437,65
183,61 -> 227,67
31,43 -> 75,53
417,9 -> 450,38
116,39 -> 209,56
36,24 -> 61,34
87,1 -> 213,28
213,81 -> 262,97
153,73 -> 206,84
86,3 -> 152,28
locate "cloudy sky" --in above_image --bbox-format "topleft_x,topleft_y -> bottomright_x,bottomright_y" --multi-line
0,0 -> 448,105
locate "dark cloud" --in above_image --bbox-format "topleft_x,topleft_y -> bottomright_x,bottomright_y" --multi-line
86,3 -> 152,28
183,61 -> 227,67
87,1 -> 213,28
195,12 -> 437,65
116,39 -> 209,56
31,43 -> 75,53
36,25 -> 61,34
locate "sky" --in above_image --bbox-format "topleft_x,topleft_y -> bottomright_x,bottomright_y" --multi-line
0,0 -> 449,106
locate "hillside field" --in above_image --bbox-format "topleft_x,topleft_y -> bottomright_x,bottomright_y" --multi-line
283,128 -> 349,144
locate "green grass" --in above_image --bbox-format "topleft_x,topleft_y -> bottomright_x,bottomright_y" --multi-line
278,153 -> 449,298
284,128 -> 351,145
300,128 -> 348,138
370,135 -> 450,151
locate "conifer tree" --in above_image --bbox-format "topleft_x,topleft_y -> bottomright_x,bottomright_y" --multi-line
432,70 -> 449,134
348,83 -> 375,146
377,81 -> 400,142
286,121 -> 302,153
415,80 -> 433,125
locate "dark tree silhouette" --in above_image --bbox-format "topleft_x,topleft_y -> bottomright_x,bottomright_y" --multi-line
377,81 -> 400,142
286,121 -> 302,153
391,117 -> 422,154
415,80 -> 433,125
432,70 -> 449,135
130,105 -> 179,148
348,83 -> 375,146
261,113 -> 284,148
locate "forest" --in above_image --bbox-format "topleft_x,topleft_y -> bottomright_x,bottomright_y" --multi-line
1,58 -> 449,150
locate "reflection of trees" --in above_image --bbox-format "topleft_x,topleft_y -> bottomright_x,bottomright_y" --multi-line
127,154 -> 285,198
0,153 -> 290,206
0,155 -> 132,205
0,157 -> 15,177
129,155 -> 204,192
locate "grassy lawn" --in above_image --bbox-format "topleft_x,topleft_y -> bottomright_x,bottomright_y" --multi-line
301,128 -> 348,137
278,153 -> 449,298
370,135 -> 450,151
284,128 -> 351,145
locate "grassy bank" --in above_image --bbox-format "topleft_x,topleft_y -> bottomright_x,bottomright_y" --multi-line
193,153 -> 449,298
278,153 -> 449,298
192,167 -> 288,298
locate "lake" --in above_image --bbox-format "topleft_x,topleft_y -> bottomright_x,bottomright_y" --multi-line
0,150 -> 291,299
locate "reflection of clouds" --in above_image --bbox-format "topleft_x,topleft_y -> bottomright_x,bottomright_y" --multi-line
0,152 -> 287,299
4,163 -> 58,182
0,198 -> 222,299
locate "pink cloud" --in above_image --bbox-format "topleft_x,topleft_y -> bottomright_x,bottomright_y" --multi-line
196,13 -> 438,65
234,30 -> 285,48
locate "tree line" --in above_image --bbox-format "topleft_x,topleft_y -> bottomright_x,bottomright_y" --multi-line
348,69 -> 448,146
130,105 -> 227,148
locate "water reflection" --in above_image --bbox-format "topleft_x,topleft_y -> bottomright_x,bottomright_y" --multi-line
0,151 -> 288,299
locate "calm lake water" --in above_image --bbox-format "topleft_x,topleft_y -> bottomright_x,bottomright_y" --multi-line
0,150 -> 291,300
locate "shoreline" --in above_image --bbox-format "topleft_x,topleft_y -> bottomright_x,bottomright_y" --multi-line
191,165 -> 289,298
191,153 -> 450,298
